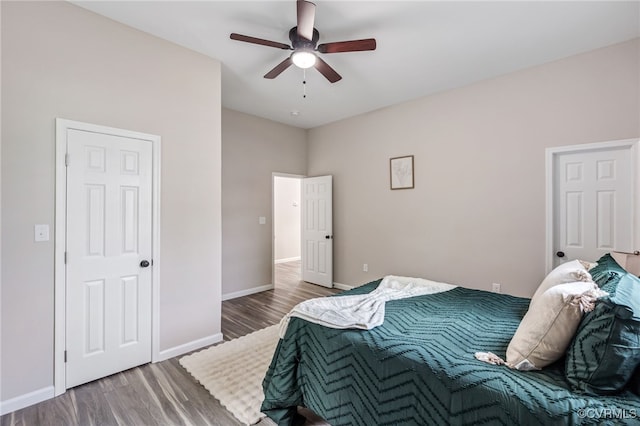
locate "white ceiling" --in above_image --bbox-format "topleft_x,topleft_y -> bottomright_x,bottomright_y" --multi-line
73,1 -> 639,129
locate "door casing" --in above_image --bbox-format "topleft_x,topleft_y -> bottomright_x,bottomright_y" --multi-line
54,118 -> 161,396
271,172 -> 304,288
545,138 -> 639,273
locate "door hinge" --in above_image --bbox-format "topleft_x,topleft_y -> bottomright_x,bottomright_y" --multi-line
64,350 -> 67,363
64,252 -> 67,264
65,153 -> 69,167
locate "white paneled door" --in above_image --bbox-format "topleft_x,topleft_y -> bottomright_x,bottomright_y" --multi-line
65,128 -> 153,388
551,143 -> 635,268
302,175 -> 333,287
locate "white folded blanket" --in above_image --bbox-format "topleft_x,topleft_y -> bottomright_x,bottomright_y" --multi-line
279,275 -> 456,338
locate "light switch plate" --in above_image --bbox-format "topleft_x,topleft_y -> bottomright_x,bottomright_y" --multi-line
35,224 -> 50,242
259,216 -> 266,225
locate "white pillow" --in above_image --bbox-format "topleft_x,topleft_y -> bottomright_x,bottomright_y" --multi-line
506,281 -> 604,371
531,260 -> 592,302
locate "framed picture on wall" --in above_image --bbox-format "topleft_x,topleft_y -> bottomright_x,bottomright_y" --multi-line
390,155 -> 414,190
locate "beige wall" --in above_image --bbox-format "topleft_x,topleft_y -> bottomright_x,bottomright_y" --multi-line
1,1 -> 222,402
222,109 -> 306,298
308,38 -> 640,298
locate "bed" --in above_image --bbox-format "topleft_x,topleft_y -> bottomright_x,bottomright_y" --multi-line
261,279 -> 640,425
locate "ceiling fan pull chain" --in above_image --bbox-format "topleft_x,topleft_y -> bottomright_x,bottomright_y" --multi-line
303,69 -> 307,99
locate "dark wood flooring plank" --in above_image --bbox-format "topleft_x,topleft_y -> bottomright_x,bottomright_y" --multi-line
71,380 -> 120,426
0,408 -> 39,426
122,366 -> 186,426
35,393 -> 79,426
103,387 -> 152,426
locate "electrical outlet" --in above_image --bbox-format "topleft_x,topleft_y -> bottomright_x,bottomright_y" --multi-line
363,263 -> 368,272
492,283 -> 502,293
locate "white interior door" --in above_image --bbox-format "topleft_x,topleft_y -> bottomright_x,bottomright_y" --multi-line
65,128 -> 153,388
551,143 -> 635,268
302,175 -> 333,287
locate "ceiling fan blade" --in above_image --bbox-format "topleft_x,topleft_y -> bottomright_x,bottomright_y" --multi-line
230,33 -> 291,50
297,0 -> 316,41
317,38 -> 377,54
314,57 -> 342,83
264,57 -> 293,79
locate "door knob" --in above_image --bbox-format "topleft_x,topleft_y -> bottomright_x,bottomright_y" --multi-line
140,260 -> 150,268
556,251 -> 565,258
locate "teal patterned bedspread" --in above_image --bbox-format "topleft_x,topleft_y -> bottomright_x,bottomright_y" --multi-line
261,280 -> 640,425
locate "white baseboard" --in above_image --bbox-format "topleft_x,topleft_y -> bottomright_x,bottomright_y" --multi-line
155,332 -> 224,362
333,282 -> 354,291
275,256 -> 301,264
222,284 -> 274,301
0,385 -> 55,416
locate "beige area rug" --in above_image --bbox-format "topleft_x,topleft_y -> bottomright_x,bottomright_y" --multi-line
180,325 -> 280,425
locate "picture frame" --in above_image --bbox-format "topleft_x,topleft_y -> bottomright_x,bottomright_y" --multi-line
390,155 -> 414,190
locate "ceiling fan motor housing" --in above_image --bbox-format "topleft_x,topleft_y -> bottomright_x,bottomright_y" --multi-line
290,27 -> 320,50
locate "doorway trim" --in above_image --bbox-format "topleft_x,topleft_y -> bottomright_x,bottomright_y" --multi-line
545,138 -> 639,274
53,118 -> 161,396
272,172 -> 305,288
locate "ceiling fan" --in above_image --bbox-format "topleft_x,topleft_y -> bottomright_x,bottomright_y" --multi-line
230,0 -> 376,83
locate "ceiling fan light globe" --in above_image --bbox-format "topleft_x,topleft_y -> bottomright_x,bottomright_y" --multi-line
292,50 -> 317,69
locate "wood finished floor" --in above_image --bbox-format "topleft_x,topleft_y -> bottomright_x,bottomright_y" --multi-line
1,261 -> 339,426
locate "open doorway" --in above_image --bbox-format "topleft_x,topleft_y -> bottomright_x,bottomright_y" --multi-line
273,174 -> 303,288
